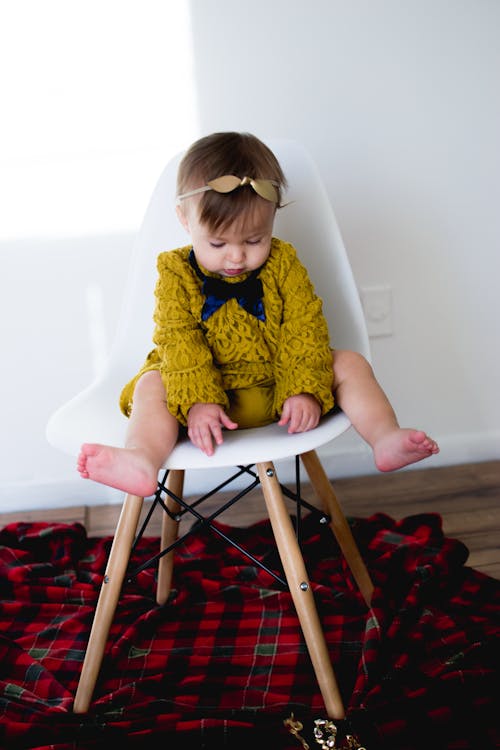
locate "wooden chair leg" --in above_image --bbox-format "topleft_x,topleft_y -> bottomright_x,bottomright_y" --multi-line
73,493 -> 144,714
300,450 -> 374,607
257,461 -> 345,720
156,469 -> 185,605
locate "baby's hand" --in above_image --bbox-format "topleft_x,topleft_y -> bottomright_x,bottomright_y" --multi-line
278,394 -> 321,434
187,403 -> 238,455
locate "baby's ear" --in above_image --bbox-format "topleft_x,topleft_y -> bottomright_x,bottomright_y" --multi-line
176,204 -> 190,232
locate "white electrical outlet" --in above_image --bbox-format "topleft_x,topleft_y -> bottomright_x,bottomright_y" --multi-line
360,285 -> 393,337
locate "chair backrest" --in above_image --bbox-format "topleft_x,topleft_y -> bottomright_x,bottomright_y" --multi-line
107,139 -> 369,392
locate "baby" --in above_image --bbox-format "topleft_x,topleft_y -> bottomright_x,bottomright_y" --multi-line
78,132 -> 439,497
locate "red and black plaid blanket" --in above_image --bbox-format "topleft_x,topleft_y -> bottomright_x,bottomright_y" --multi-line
0,512 -> 498,749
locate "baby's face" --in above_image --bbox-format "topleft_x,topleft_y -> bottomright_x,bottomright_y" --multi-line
178,198 -> 275,277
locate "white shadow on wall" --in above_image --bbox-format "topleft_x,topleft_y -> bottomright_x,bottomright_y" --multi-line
0,0 -> 198,241
0,2 -> 199,503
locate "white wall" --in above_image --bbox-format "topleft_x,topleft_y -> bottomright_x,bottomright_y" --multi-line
1,0 -> 499,513
188,0 -> 500,457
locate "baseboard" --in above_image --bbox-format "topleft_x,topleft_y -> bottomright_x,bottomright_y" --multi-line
1,430 -> 498,514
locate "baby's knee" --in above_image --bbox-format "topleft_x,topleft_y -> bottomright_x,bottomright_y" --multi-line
333,349 -> 372,380
134,370 -> 166,399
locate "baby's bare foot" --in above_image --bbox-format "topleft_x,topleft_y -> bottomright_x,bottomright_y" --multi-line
77,443 -> 159,496
374,429 -> 439,472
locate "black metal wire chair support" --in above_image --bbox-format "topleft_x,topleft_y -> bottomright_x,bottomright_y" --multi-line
126,455 -> 331,587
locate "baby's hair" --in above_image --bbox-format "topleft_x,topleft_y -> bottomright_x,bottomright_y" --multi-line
176,132 -> 287,232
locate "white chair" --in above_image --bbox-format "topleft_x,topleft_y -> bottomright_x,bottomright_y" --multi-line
46,139 -> 373,718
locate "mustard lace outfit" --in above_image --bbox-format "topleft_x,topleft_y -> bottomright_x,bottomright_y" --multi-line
120,238 -> 335,428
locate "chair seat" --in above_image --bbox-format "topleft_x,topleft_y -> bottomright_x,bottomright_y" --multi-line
165,411 -> 351,469
47,378 -> 351,470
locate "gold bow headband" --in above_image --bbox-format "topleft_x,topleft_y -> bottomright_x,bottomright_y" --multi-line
176,175 -> 279,204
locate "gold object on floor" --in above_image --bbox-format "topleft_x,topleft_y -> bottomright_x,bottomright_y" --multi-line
285,714 -> 366,750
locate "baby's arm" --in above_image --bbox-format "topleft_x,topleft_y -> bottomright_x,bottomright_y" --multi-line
187,403 -> 238,455
272,248 -> 334,418
154,251 -> 229,425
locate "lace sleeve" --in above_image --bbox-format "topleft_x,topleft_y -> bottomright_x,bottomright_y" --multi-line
153,252 -> 229,424
271,249 -> 334,416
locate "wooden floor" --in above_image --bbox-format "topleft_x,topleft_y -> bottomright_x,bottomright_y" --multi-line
1,460 -> 499,579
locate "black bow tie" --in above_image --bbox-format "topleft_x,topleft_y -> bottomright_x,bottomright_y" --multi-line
189,250 -> 266,322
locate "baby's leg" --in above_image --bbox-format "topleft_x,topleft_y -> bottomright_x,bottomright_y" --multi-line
77,371 -> 179,495
332,350 -> 439,472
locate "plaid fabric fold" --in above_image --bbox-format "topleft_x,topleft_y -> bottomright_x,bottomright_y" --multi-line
0,512 -> 498,749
